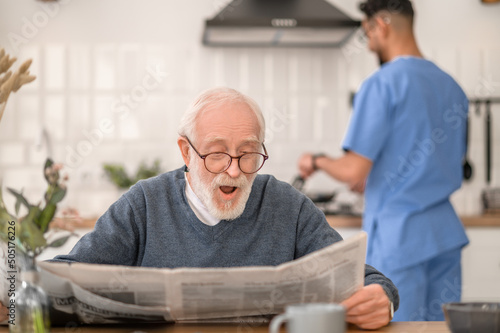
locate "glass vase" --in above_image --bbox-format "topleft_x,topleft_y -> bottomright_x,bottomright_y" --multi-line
9,256 -> 50,333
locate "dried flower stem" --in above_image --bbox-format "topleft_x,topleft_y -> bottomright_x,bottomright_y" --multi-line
0,48 -> 36,122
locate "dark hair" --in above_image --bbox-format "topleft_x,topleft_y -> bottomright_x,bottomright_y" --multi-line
359,0 -> 414,19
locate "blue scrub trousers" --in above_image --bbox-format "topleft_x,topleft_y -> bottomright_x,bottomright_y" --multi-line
369,247 -> 462,321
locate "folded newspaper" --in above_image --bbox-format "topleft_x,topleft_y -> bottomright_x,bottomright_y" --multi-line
3,232 -> 367,325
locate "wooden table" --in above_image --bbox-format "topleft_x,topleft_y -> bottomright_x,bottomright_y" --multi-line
0,322 -> 450,332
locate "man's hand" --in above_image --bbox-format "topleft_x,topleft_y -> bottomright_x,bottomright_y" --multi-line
298,151 -> 372,193
0,302 -> 8,322
341,284 -> 392,330
349,179 -> 366,194
297,153 -> 316,180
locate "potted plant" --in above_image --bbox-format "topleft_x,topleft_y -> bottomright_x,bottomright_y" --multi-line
1,159 -> 77,332
103,159 -> 162,190
0,48 -> 70,332
0,159 -> 74,257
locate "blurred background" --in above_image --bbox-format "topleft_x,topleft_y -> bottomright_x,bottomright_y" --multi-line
0,0 -> 499,218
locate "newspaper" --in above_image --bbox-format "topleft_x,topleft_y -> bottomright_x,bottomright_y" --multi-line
3,232 -> 367,325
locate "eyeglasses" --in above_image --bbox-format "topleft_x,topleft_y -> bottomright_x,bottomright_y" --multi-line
185,137 -> 269,174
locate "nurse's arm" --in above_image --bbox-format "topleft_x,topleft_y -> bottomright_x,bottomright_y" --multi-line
298,151 -> 372,193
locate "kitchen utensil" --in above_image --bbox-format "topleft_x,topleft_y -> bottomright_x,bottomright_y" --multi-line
480,99 -> 500,213
485,100 -> 492,184
442,302 -> 500,333
482,188 -> 500,212
291,175 -> 305,192
308,192 -> 336,203
291,175 -> 336,204
463,112 -> 473,181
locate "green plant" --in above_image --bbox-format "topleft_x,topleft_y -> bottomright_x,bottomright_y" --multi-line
103,159 -> 162,189
0,158 -> 73,257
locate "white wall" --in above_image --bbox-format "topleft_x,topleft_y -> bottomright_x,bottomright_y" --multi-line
0,0 -> 499,218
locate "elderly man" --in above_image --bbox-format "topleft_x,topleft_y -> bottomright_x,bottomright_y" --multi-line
1,88 -> 398,329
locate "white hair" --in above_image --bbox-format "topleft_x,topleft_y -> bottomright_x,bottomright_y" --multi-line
178,87 -> 266,144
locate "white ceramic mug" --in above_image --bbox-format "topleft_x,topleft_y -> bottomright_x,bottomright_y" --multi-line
269,303 -> 346,333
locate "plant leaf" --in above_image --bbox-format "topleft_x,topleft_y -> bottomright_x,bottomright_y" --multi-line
0,232 -> 8,244
43,158 -> 54,183
103,164 -> 133,189
0,211 -> 15,242
25,205 -> 41,222
0,186 -> 15,234
19,217 -> 46,254
135,159 -> 162,182
0,185 -> 24,253
7,187 -> 31,210
48,185 -> 66,205
38,203 -> 56,232
15,237 -> 27,255
14,199 -> 21,216
47,234 -> 74,248
0,183 -> 10,211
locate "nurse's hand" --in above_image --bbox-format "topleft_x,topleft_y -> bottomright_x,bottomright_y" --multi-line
350,179 -> 366,193
341,284 -> 392,330
297,153 -> 316,179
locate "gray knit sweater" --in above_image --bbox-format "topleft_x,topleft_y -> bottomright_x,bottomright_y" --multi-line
53,167 -> 399,308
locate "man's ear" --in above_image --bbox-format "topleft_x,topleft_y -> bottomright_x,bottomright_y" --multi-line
375,15 -> 391,37
177,137 -> 190,167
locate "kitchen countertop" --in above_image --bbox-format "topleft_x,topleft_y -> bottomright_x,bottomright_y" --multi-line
326,214 -> 500,228
71,214 -> 500,230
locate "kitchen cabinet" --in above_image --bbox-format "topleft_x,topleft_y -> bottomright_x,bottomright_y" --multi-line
462,227 -> 500,302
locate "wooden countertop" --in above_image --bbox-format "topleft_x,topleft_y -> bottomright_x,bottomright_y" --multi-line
0,322 -> 451,332
326,214 -> 500,228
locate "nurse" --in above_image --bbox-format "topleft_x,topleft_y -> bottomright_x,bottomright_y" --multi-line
298,0 -> 469,321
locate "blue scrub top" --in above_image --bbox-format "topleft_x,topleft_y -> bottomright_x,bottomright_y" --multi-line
343,57 -> 469,270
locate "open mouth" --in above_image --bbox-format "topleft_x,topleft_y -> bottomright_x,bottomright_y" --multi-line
220,186 -> 237,194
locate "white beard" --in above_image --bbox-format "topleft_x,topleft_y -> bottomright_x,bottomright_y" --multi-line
188,154 -> 255,221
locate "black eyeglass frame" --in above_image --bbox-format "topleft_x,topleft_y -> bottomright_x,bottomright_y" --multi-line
185,137 -> 269,174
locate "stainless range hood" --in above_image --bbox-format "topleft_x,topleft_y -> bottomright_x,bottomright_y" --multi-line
202,0 -> 361,47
